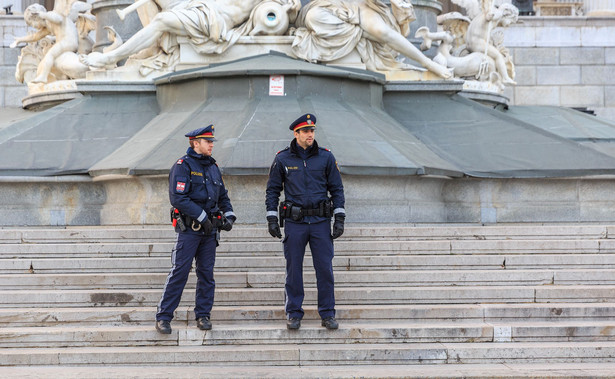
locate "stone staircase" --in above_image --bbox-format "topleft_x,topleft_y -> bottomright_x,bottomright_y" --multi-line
2,224 -> 615,378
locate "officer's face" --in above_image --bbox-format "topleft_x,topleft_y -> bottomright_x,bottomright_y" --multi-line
294,128 -> 315,149
193,138 -> 214,156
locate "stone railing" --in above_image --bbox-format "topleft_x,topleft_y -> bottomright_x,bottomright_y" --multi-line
533,0 -> 615,16
533,0 -> 585,16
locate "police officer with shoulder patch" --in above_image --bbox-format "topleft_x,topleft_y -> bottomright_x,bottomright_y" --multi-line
266,113 -> 345,330
155,124 -> 236,334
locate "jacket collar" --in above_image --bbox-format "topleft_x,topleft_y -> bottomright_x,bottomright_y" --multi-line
290,138 -> 319,157
186,147 -> 216,165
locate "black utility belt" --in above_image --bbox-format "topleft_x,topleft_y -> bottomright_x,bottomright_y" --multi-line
170,207 -> 225,232
278,200 -> 332,226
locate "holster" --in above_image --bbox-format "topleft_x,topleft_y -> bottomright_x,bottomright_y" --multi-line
279,201 -> 293,227
209,210 -> 227,230
170,208 -> 202,232
319,199 -> 333,218
170,207 -> 187,232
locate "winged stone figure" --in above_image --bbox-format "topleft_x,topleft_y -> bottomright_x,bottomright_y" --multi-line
448,0 -> 519,84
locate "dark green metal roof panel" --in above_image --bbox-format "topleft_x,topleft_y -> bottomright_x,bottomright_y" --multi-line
385,93 -> 615,178
0,94 -> 159,176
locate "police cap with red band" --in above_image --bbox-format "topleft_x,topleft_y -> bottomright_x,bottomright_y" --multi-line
185,125 -> 216,141
289,113 -> 316,131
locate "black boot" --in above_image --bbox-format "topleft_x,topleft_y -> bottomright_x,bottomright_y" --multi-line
196,316 -> 212,330
321,317 -> 338,330
156,320 -> 172,334
287,318 -> 301,330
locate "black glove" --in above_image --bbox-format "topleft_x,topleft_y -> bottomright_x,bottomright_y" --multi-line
200,218 -> 213,235
332,214 -> 345,239
220,215 -> 235,232
267,216 -> 282,239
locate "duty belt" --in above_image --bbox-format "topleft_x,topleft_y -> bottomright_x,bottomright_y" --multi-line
301,208 -> 323,216
171,208 -> 224,232
278,200 -> 333,225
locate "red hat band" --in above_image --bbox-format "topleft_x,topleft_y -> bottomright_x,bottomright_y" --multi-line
190,132 -> 214,140
293,122 -> 316,131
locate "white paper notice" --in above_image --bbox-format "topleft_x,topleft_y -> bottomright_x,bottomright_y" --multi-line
269,75 -> 284,96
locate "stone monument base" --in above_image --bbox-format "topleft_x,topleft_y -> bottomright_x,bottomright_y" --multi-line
1,174 -> 614,226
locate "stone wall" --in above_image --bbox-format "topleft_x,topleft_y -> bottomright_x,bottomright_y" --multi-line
504,16 -> 615,121
3,174 -> 615,226
0,15 -> 28,108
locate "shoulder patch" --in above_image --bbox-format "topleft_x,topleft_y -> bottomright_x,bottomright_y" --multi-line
176,158 -> 184,165
276,146 -> 290,155
320,147 -> 331,152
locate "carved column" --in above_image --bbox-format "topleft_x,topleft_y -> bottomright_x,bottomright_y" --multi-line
91,0 -> 144,53
583,0 -> 615,15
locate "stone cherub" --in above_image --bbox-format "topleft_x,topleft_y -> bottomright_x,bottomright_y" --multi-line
11,2 -> 86,83
415,26 -> 501,88
436,0 -> 519,85
291,0 -> 452,79
10,0 -> 91,83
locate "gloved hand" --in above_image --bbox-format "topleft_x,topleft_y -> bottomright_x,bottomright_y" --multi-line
200,218 -> 213,235
332,214 -> 345,239
220,215 -> 235,232
267,216 -> 282,239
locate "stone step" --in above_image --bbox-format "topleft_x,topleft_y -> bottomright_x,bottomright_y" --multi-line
4,362 -> 615,379
2,224 -> 613,243
3,254 -> 615,273
0,321 -> 495,347
3,303 -> 615,326
3,320 -> 615,348
3,224 -> 615,373
2,342 -> 615,366
2,238 -> 615,257
3,269 -> 615,289
1,285 -> 614,308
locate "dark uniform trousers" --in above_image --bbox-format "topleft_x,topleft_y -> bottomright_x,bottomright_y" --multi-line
157,230 -> 217,321
284,220 -> 335,320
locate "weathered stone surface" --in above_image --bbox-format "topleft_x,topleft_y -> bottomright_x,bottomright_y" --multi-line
513,47 -> 559,65
581,26 -> 615,47
514,86 -> 559,105
513,66 -> 536,86
606,86 -> 615,107
606,47 -> 615,64
561,86 -> 604,106
536,66 -> 581,85
582,66 -> 615,85
560,47 -> 605,65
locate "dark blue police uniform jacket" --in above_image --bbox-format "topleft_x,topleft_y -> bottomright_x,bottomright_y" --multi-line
266,139 -> 345,219
265,139 -> 345,320
156,147 -> 234,322
170,148 -> 233,224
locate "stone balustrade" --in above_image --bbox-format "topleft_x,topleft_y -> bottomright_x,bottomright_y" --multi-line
533,0 -> 585,16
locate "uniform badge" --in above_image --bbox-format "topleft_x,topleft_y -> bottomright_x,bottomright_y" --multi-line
176,159 -> 184,165
176,182 -> 186,192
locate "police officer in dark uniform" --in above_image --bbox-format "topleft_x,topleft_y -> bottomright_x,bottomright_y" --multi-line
155,124 -> 236,334
265,113 -> 345,330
